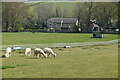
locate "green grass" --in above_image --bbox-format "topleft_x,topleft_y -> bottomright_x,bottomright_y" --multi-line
1,32 -> 118,45
1,43 -> 118,78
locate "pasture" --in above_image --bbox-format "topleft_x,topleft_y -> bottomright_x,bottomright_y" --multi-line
1,43 -> 118,78
1,32 -> 118,45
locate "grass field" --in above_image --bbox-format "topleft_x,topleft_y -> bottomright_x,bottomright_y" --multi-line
1,32 -> 118,45
1,43 -> 118,78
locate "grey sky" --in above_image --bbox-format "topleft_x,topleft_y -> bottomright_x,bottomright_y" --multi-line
1,0 -> 120,2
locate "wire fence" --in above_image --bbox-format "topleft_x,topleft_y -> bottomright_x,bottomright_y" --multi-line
1,39 -> 120,51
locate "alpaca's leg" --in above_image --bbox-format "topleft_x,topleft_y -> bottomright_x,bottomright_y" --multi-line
5,52 -> 9,57
48,53 -> 51,57
38,53 -> 42,58
28,51 -> 31,56
9,52 -> 11,57
25,52 -> 27,56
34,54 -> 37,58
49,53 -> 52,57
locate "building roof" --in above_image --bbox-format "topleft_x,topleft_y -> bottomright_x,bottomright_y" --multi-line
63,18 -> 78,23
47,18 -> 78,23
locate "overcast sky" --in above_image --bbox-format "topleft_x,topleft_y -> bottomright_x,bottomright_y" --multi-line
1,0 -> 120,2
27,0 -> 120,2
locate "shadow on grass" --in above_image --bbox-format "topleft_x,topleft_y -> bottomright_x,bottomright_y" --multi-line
19,55 -> 26,57
0,55 -> 6,58
28,57 -> 48,59
0,64 -> 30,70
90,37 -> 104,38
28,57 -> 36,59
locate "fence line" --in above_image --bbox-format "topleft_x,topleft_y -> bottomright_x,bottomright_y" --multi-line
1,39 -> 120,50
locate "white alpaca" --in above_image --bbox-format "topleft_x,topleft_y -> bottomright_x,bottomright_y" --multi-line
25,48 -> 31,56
43,48 -> 56,57
34,48 -> 47,58
5,47 -> 12,57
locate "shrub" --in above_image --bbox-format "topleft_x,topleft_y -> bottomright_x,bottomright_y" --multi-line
15,24 -> 24,31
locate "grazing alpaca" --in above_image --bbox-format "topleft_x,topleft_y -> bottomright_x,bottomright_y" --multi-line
43,48 -> 56,57
34,48 -> 47,58
25,48 -> 31,56
5,47 -> 12,57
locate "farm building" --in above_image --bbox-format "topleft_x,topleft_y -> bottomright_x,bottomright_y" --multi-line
47,18 -> 79,32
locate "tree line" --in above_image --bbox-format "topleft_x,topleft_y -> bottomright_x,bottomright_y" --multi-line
2,2 -> 118,32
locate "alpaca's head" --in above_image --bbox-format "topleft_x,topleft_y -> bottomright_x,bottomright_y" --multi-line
53,53 -> 56,57
45,54 -> 47,58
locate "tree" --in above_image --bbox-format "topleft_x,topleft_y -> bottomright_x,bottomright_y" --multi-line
74,2 -> 82,27
2,2 -> 28,31
74,2 -> 96,32
74,2 -> 86,29
0,1 -> 2,30
14,24 -> 24,31
84,2 -> 96,31
54,7 -> 62,17
93,2 -> 118,32
25,7 -> 38,30
37,3 -> 54,27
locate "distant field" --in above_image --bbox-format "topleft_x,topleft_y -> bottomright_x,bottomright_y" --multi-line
1,43 -> 118,78
1,32 -> 118,45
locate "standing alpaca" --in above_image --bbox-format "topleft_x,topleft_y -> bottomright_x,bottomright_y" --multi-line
25,48 -> 31,56
5,47 -> 12,57
43,48 -> 56,57
34,48 -> 47,58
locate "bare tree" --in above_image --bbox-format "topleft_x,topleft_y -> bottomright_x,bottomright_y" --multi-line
37,3 -> 54,27
85,2 -> 95,31
94,2 -> 118,32
2,2 -> 28,31
0,1 -> 2,30
74,2 -> 84,27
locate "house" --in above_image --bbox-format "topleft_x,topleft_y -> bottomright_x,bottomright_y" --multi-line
47,18 -> 78,32
82,19 -> 102,32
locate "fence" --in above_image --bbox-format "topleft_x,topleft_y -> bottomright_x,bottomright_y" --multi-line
1,39 -> 120,51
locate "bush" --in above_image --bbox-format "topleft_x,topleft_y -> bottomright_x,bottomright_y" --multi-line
73,25 -> 80,32
15,24 -> 24,31
8,27 -> 13,32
